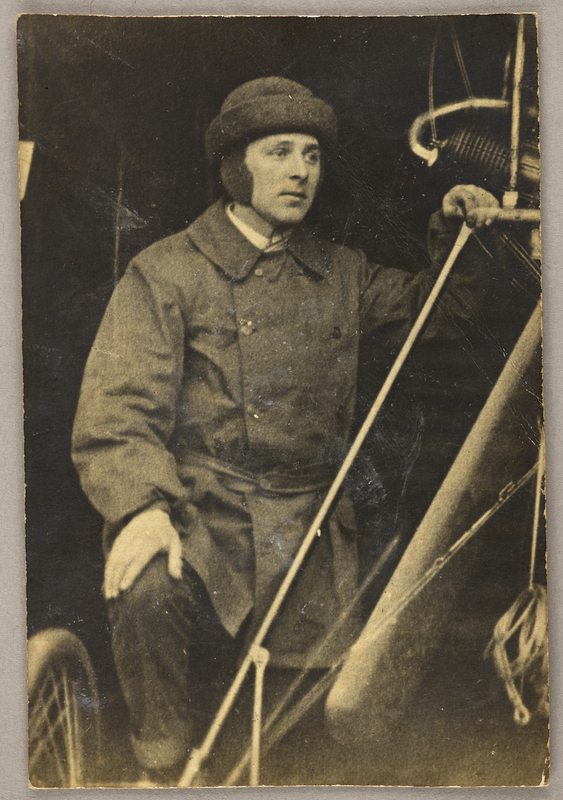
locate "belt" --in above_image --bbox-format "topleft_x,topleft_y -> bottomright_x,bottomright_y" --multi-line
182,450 -> 336,497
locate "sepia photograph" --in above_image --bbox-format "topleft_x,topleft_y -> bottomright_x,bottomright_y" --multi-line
18,12 -> 548,788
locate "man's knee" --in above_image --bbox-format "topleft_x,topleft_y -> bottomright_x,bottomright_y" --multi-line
108,553 -> 180,625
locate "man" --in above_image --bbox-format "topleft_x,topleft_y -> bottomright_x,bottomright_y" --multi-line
72,77 -> 498,783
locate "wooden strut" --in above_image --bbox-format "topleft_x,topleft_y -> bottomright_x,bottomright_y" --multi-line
249,645 -> 270,786
475,207 -> 540,225
176,222 -> 473,787
505,15 -> 526,207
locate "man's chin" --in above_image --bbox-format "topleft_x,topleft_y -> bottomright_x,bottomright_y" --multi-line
266,207 -> 311,227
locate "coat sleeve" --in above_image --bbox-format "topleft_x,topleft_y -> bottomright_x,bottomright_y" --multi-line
359,211 -> 491,340
71,256 -> 189,526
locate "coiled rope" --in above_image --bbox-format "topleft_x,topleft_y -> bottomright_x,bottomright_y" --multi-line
484,429 -> 548,725
484,584 -> 548,725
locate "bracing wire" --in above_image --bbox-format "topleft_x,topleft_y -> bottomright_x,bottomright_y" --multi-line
428,19 -> 474,149
497,231 -> 541,280
529,426 -> 545,587
449,19 -> 474,99
428,20 -> 442,144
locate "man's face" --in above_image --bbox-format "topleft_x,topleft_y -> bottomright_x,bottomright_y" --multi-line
244,133 -> 322,227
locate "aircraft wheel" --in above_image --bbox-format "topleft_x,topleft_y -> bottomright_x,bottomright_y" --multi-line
28,628 -> 101,787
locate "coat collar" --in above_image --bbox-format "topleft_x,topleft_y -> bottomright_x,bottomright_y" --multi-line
186,199 -> 332,281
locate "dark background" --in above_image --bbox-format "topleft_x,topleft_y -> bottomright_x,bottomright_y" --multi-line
19,14 -> 546,784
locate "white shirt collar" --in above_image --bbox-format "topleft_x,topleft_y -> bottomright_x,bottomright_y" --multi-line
226,204 -> 289,252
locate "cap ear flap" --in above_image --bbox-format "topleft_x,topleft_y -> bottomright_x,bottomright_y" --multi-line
219,149 -> 253,205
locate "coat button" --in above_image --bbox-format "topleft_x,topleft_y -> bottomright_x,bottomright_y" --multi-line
255,268 -> 264,277
240,320 -> 253,336
331,325 -> 342,339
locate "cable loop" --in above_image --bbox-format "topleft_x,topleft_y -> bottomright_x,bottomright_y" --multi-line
484,583 -> 549,726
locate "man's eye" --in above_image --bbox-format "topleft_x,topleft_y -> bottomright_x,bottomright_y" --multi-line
271,149 -> 289,158
305,152 -> 321,165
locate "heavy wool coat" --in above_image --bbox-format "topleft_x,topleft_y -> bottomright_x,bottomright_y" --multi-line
72,199 -> 476,667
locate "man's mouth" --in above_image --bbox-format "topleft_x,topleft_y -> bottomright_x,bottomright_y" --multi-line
281,191 -> 307,199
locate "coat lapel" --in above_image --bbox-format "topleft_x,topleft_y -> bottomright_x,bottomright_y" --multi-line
186,199 -> 263,280
187,199 -> 334,281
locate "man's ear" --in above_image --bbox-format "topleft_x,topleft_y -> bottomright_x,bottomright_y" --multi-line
220,148 -> 253,205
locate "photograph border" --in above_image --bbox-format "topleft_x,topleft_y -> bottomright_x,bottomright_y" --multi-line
2,1 -> 562,798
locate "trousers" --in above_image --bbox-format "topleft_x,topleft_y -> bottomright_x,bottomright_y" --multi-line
107,554 -> 248,771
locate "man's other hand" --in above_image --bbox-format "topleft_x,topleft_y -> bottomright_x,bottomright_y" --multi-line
442,185 -> 500,228
104,508 -> 183,599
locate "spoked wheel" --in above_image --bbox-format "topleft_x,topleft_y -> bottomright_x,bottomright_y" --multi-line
28,628 -> 101,787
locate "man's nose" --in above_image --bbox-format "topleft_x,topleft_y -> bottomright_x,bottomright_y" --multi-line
287,153 -> 309,180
